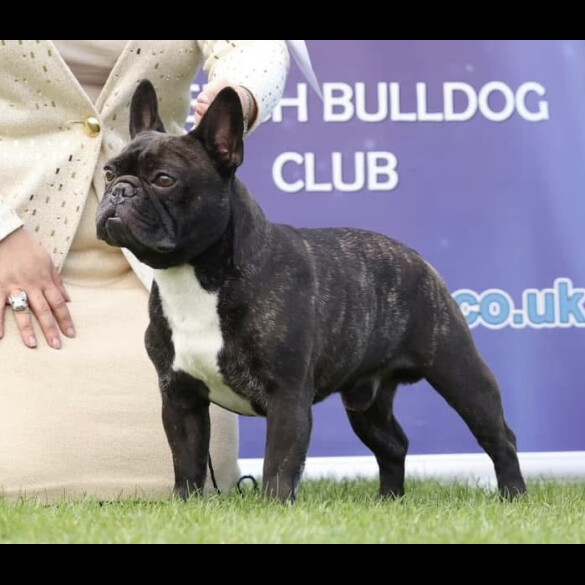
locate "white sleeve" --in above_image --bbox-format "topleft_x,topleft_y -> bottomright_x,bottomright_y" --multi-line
0,200 -> 24,241
197,40 -> 290,132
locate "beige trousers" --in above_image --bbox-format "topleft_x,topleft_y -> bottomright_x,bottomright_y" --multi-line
0,194 -> 240,502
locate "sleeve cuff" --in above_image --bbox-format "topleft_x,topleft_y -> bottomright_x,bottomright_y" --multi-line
0,201 -> 24,241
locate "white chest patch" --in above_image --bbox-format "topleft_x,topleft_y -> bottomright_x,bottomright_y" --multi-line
153,266 -> 256,416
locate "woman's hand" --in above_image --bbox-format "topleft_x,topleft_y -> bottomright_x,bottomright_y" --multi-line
0,228 -> 75,349
194,79 -> 257,130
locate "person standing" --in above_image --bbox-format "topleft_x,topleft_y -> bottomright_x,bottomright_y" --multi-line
0,40 -> 291,501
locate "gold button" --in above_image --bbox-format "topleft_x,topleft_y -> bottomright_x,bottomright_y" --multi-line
83,116 -> 101,137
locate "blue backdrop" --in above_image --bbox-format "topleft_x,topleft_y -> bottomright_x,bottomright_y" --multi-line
195,40 -> 585,459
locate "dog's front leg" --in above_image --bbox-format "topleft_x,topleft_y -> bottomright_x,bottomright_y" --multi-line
161,372 -> 211,500
263,389 -> 313,503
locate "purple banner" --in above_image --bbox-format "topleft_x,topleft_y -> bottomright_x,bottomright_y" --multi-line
195,40 -> 585,459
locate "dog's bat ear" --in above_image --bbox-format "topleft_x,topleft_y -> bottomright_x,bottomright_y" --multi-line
129,79 -> 166,138
191,87 -> 244,177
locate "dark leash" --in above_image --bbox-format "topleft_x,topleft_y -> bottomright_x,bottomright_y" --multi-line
208,455 -> 258,495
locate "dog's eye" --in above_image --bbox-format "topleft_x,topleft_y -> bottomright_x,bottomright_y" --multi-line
153,174 -> 176,188
104,169 -> 116,183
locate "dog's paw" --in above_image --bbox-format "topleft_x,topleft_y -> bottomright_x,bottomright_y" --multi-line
172,483 -> 203,501
499,483 -> 528,501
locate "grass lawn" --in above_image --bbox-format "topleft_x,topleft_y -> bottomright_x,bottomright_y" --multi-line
1,478 -> 584,544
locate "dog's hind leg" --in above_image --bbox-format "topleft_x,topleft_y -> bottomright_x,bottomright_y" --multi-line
423,331 -> 527,499
344,379 -> 409,498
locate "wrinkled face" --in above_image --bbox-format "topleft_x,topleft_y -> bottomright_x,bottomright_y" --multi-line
96,131 -> 231,269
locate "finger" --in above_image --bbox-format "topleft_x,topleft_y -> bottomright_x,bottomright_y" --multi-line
8,291 -> 38,348
0,300 -> 5,339
196,92 -> 212,106
12,312 -> 38,348
194,102 -> 209,123
51,265 -> 72,305
26,291 -> 62,349
44,282 -> 76,339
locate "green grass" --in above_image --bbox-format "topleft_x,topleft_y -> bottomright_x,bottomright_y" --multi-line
1,478 -> 584,543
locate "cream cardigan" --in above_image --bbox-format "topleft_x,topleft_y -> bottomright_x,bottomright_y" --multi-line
0,40 -> 290,286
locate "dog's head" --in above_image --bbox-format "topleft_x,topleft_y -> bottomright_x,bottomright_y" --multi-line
96,79 -> 245,269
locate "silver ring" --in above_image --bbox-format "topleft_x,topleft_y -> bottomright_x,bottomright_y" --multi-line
8,290 -> 29,312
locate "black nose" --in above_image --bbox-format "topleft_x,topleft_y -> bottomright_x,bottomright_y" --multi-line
112,182 -> 137,199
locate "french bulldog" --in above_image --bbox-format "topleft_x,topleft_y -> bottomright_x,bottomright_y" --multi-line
96,79 -> 527,503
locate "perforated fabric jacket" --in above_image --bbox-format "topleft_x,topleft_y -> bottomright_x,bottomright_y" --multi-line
0,40 -> 289,286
